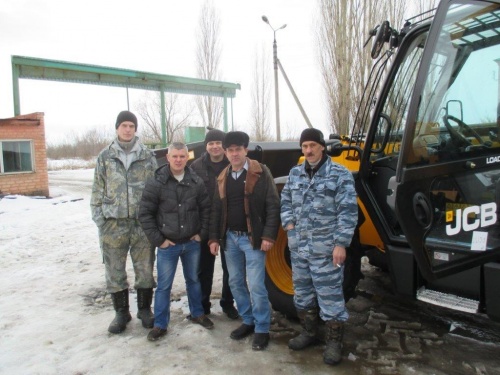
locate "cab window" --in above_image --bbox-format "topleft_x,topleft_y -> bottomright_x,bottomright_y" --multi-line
411,3 -> 500,165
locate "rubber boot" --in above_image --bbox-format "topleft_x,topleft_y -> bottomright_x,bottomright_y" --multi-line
288,308 -> 319,350
136,288 -> 155,328
323,321 -> 344,365
108,289 -> 132,334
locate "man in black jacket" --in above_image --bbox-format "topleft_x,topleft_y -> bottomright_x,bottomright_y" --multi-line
190,129 -> 238,319
209,131 -> 280,351
139,142 -> 213,342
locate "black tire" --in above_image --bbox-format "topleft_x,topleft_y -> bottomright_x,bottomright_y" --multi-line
343,227 -> 364,301
265,272 -> 297,319
366,247 -> 389,272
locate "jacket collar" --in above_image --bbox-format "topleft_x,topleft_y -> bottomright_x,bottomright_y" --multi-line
202,152 -> 228,166
300,155 -> 331,178
108,137 -> 149,160
155,164 -> 198,184
218,158 -> 263,196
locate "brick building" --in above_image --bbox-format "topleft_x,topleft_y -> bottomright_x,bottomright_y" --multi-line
0,112 -> 49,197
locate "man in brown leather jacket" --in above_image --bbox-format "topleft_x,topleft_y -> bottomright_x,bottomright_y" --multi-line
208,131 -> 280,351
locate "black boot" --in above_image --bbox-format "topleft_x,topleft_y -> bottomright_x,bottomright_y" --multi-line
288,308 -> 319,350
323,321 -> 344,365
108,289 -> 132,334
136,288 -> 155,329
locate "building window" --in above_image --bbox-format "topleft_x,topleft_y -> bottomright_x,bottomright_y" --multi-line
0,140 -> 34,174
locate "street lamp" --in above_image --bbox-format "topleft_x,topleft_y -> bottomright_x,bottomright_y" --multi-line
262,15 -> 286,141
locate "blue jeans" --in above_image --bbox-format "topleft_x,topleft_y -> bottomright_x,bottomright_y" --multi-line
153,240 -> 204,329
224,231 -> 270,333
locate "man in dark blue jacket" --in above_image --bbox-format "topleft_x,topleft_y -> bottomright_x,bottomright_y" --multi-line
139,142 -> 213,342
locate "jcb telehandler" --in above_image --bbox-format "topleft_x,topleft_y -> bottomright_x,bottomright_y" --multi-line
159,0 -> 500,322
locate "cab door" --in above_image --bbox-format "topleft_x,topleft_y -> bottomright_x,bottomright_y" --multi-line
394,1 -> 500,281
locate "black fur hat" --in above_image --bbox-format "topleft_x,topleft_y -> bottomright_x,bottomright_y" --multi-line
223,131 -> 249,149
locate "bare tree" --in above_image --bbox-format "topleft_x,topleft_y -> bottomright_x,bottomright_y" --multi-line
195,0 -> 223,129
281,121 -> 301,141
415,0 -> 440,17
316,0 -> 407,136
136,91 -> 194,146
46,126 -> 113,160
250,45 -> 272,141
317,0 -> 348,135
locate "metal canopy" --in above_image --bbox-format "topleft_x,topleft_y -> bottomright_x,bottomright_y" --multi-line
11,55 -> 241,144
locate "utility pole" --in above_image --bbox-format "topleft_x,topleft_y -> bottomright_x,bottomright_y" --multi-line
262,16 -> 286,141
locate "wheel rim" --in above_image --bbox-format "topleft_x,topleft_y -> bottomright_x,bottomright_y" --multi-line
266,227 -> 294,295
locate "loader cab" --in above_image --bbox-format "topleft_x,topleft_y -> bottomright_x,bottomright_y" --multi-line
357,1 -> 500,319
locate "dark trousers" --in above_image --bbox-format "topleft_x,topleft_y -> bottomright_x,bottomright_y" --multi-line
198,239 -> 234,312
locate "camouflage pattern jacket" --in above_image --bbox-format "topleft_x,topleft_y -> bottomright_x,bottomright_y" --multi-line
90,139 -> 157,228
280,157 -> 358,255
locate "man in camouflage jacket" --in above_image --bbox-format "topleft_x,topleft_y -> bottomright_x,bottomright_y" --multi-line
280,128 -> 357,365
90,110 -> 157,334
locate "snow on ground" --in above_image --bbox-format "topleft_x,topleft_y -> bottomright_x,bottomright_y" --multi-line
3,167 -> 500,375
0,169 -> 347,375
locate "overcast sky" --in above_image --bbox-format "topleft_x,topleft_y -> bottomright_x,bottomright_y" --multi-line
0,0 -> 327,143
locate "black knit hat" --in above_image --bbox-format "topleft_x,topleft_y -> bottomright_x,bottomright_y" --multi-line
204,129 -> 225,145
299,128 -> 325,147
223,131 -> 249,149
115,110 -> 138,130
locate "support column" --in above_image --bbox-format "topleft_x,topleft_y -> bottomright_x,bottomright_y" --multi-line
160,88 -> 167,147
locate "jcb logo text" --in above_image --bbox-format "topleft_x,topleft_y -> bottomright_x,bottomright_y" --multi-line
446,202 -> 497,236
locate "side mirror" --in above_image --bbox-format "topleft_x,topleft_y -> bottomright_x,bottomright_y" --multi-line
326,139 -> 343,157
371,21 -> 391,59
